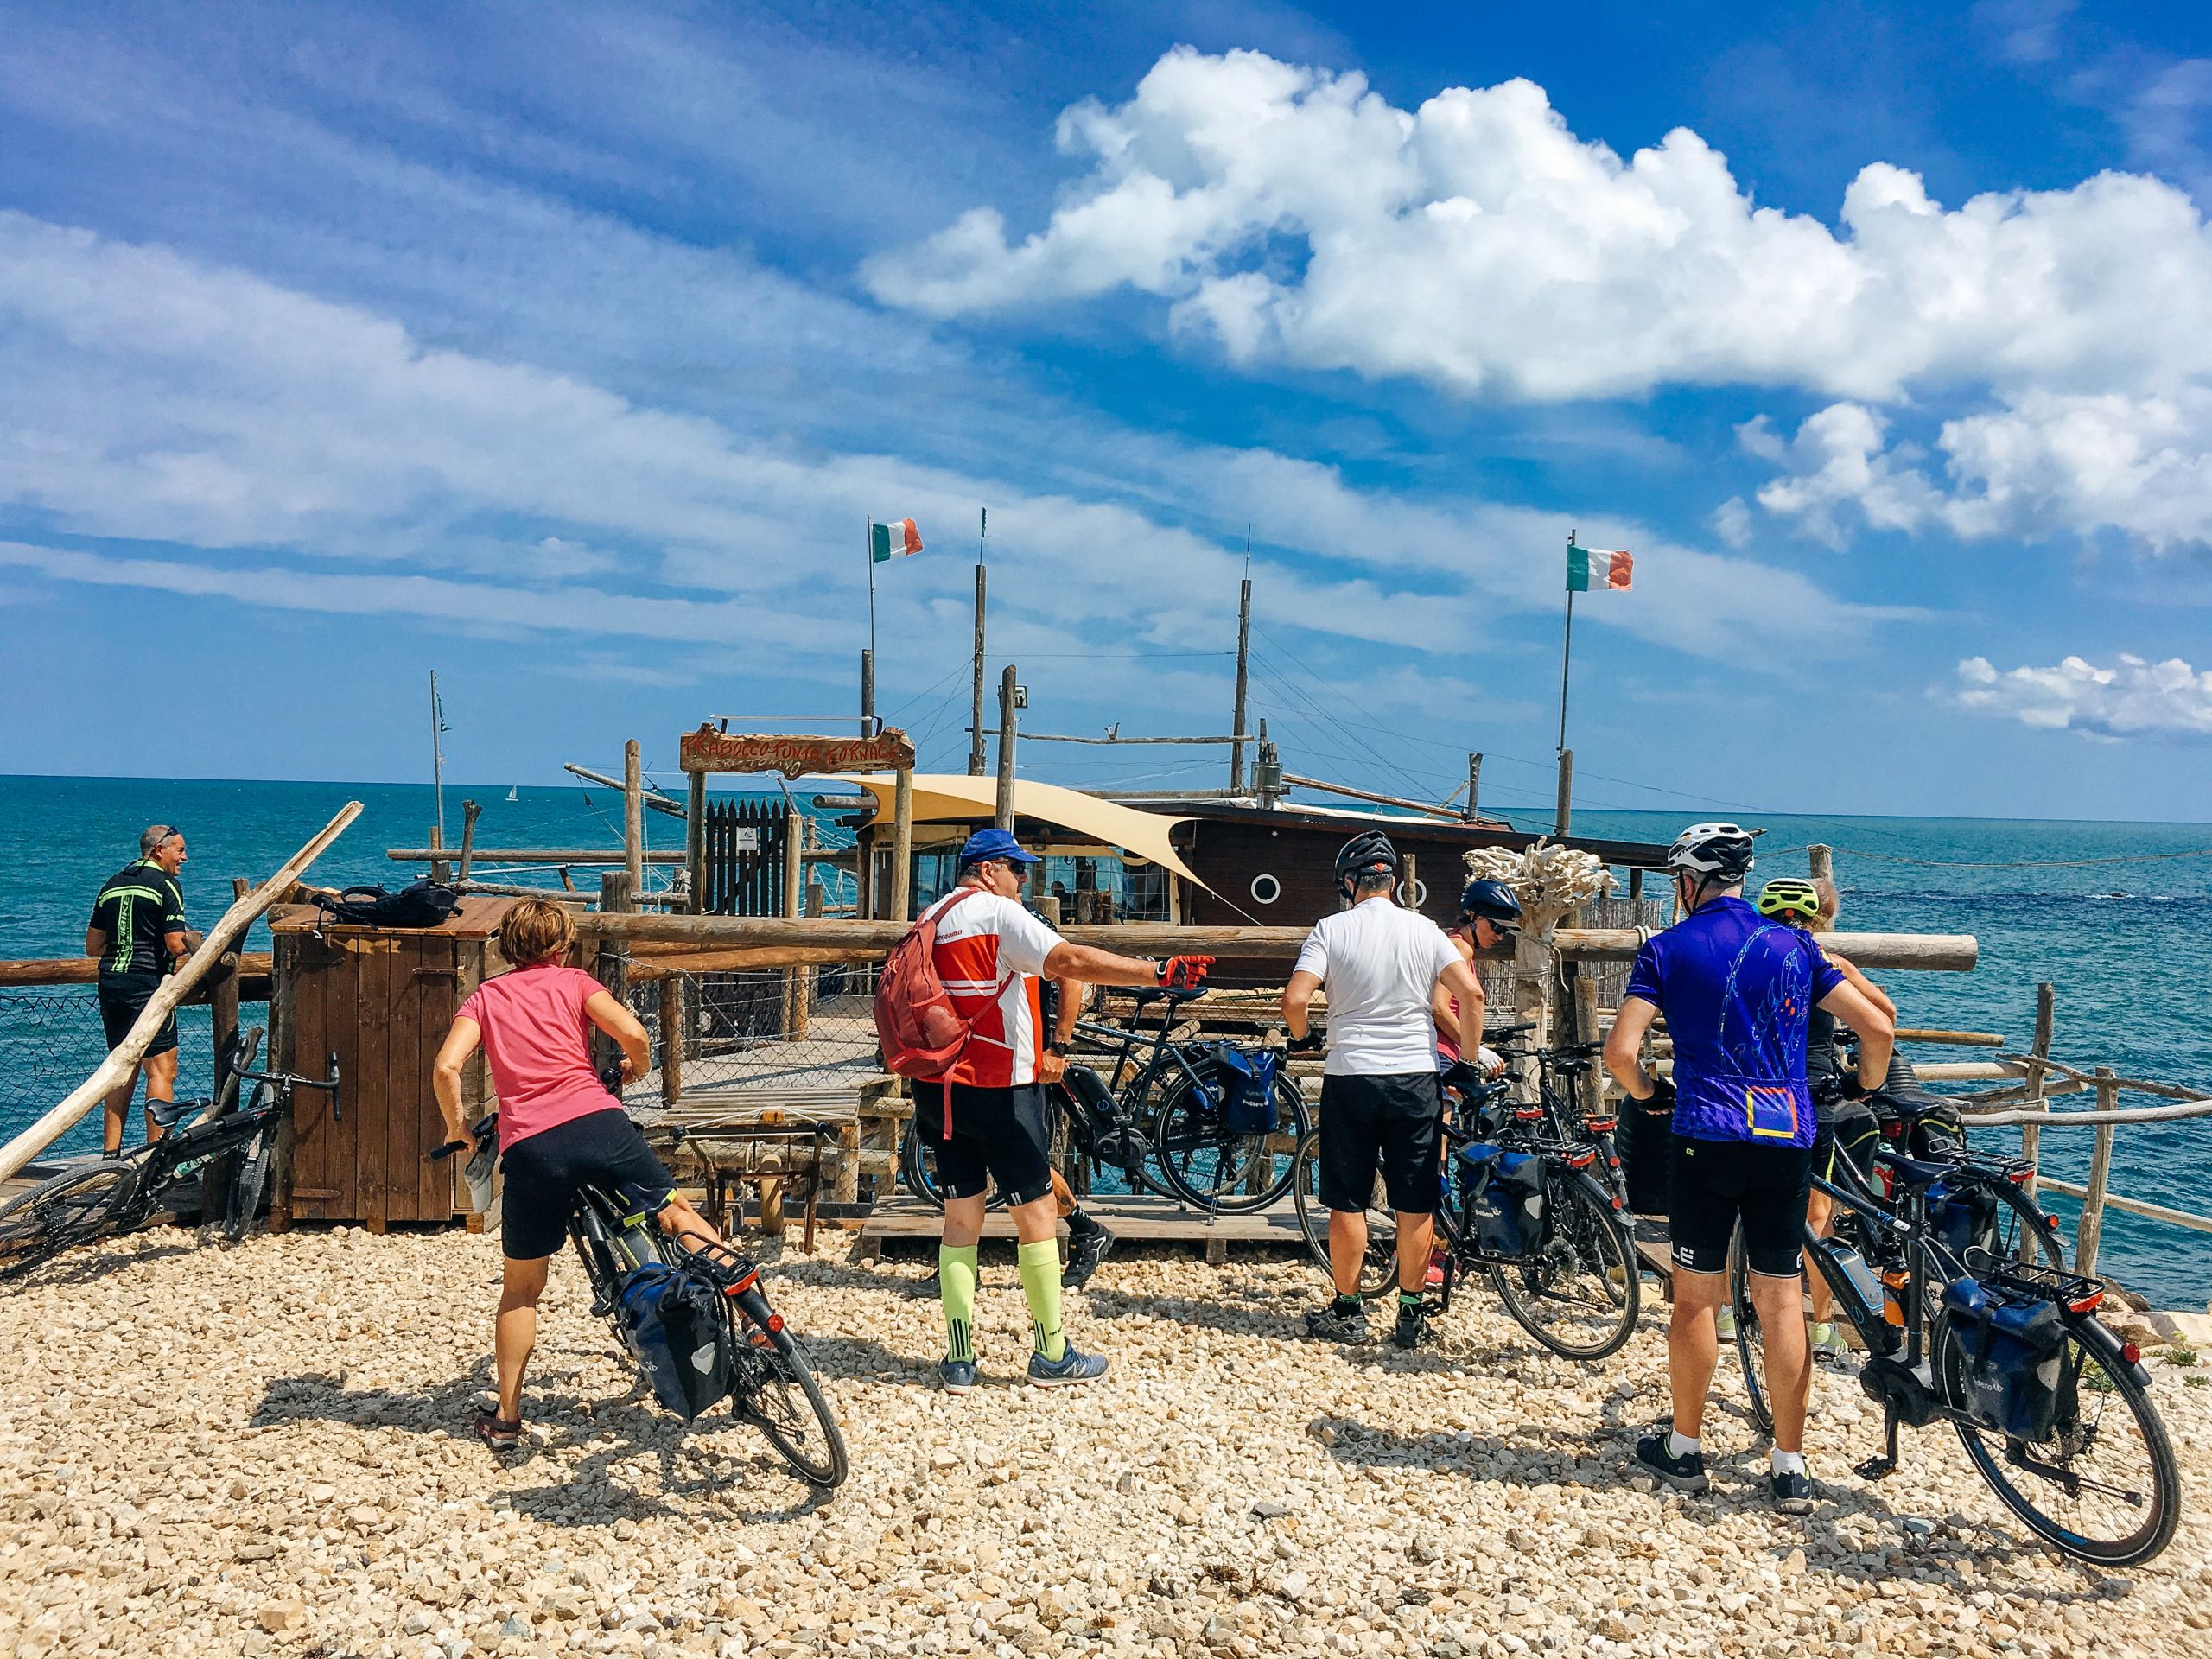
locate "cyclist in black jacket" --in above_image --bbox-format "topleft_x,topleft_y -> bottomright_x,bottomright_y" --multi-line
84,824 -> 190,1154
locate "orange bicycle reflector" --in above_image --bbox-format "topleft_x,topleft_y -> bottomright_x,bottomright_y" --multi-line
1567,1150 -> 1595,1169
1515,1108 -> 1544,1121
1880,1268 -> 1909,1326
766,1313 -> 786,1332
2069,1289 -> 2105,1313
1586,1117 -> 1618,1133
721,1269 -> 760,1297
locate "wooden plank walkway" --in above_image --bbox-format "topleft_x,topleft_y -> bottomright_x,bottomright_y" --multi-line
860,1189 -> 1309,1263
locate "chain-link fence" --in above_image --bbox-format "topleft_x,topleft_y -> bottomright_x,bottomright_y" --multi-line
623,959 -> 883,1098
0,987 -> 232,1160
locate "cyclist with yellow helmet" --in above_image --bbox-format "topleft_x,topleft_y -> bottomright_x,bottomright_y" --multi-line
1755,875 -> 1897,1363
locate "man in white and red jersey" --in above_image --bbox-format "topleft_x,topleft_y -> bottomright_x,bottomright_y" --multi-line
916,827 -> 1211,1392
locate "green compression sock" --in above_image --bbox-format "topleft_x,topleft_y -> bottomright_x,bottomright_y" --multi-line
939,1244 -> 979,1364
1017,1238 -> 1067,1362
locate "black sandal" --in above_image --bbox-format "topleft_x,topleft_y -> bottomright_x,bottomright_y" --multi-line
472,1406 -> 521,1452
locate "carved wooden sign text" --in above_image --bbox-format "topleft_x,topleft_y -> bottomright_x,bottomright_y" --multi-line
678,725 -> 916,777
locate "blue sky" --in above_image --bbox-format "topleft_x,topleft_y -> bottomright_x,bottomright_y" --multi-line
1,1 -> 2209,823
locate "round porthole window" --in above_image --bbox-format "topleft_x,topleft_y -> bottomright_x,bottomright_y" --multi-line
1401,879 -> 1428,908
1249,873 -> 1281,906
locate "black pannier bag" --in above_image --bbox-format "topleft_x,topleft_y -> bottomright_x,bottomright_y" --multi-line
1211,1043 -> 1281,1135
1458,1141 -> 1547,1257
1615,1090 -> 1675,1217
614,1262 -> 734,1421
1926,1176 -> 2000,1258
1942,1277 -> 2068,1443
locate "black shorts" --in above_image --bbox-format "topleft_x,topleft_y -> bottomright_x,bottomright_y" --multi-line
500,1109 -> 675,1262
1811,1111 -> 1879,1188
1669,1135 -> 1814,1279
1317,1072 -> 1442,1216
98,972 -> 177,1059
913,1082 -> 1055,1207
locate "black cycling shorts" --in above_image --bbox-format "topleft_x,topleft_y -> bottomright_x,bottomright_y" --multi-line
1317,1071 -> 1442,1217
1811,1110 -> 1879,1189
98,972 -> 178,1059
1669,1135 -> 1814,1279
912,1082 -> 1055,1207
500,1109 -> 675,1262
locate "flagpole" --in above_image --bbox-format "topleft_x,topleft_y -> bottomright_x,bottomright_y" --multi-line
1557,531 -> 1576,755
866,514 -> 876,669
429,668 -> 446,850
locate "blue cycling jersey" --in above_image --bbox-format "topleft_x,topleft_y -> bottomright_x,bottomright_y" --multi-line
1623,894 -> 1843,1148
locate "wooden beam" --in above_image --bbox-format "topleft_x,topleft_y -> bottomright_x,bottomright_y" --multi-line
0,953 -> 273,988
388,847 -> 684,865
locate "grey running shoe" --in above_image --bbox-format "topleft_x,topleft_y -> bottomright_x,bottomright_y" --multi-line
1027,1345 -> 1109,1387
1770,1468 -> 1815,1514
1632,1430 -> 1710,1494
1063,1222 -> 1116,1289
938,1358 -> 976,1395
1305,1300 -> 1370,1344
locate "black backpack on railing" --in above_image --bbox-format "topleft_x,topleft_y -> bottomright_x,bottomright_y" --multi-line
314,880 -> 461,931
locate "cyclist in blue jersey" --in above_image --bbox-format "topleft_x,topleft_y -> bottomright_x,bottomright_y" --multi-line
1603,823 -> 1895,1512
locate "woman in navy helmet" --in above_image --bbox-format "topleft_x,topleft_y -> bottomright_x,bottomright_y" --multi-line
1435,877 -> 1522,1068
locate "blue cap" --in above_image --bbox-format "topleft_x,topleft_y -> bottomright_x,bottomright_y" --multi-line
958,828 -> 1040,868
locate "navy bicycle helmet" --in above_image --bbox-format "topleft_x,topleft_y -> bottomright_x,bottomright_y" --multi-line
1459,877 -> 1522,930
1333,830 -> 1400,893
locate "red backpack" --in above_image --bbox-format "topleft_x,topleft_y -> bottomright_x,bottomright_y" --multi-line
873,890 -> 983,1080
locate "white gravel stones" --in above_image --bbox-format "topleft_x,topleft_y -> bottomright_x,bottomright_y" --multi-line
2,1226 -> 2210,1658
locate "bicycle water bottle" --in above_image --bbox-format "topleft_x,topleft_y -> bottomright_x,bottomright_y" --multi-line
1828,1246 -> 1881,1322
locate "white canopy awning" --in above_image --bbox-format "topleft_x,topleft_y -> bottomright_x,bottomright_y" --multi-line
839,773 -> 1205,889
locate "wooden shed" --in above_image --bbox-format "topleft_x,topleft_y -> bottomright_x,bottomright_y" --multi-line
268,895 -> 518,1230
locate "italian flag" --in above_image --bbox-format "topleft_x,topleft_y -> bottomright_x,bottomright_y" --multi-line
871,518 -> 923,563
1567,543 -> 1632,592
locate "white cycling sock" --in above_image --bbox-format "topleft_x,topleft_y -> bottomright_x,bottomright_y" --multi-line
1772,1449 -> 1807,1477
1667,1430 -> 1700,1461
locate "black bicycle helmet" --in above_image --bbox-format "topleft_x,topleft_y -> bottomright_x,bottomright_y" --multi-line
1459,876 -> 1522,928
1664,821 -> 1759,882
1333,830 -> 1400,893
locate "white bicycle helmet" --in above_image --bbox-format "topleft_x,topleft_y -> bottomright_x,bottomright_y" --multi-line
1664,822 -> 1759,881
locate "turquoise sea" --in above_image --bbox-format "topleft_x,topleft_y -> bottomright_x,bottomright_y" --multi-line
3,775 -> 2209,1307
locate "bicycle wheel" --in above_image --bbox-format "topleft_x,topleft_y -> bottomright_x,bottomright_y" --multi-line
1290,1131 -> 1396,1298
735,1326 -> 849,1489
1939,1320 -> 2180,1565
1728,1225 -> 1776,1436
222,1127 -> 275,1242
1490,1173 -> 1642,1359
1151,1068 -> 1309,1213
896,1127 -> 1006,1212
0,1161 -> 137,1274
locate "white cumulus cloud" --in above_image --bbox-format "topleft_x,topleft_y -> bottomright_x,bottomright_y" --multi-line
1952,653 -> 2212,738
868,47 -> 2212,405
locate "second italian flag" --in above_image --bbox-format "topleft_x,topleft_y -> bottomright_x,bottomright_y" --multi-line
1567,543 -> 1632,592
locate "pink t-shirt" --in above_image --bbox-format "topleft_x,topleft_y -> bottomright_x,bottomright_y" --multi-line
454,963 -> 617,1150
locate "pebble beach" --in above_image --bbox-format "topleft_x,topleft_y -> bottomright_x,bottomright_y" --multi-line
5,1230 -> 2212,1659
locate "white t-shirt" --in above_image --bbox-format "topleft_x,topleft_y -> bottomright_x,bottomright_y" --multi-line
918,888 -> 1063,1088
1293,896 -> 1459,1077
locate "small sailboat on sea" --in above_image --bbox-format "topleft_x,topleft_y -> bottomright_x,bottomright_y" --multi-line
505,785 -> 518,802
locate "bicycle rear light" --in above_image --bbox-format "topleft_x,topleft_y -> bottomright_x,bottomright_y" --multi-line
766,1313 -> 785,1333
2120,1341 -> 2141,1365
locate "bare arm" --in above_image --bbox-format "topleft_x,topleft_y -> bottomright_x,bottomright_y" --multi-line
1281,969 -> 1321,1039
164,929 -> 189,969
584,989 -> 652,1082
1439,957 -> 1484,1060
1821,949 -> 1897,1022
1433,934 -> 1474,1043
1040,940 -> 1159,987
84,925 -> 105,959
1818,978 -> 1894,1092
1605,996 -> 1661,1100
431,1016 -> 482,1143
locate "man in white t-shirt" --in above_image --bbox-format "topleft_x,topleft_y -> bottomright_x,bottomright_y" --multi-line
1283,830 -> 1485,1349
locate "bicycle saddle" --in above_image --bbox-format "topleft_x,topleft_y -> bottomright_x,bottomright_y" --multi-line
149,1096 -> 208,1130
1873,1149 -> 1955,1189
1129,984 -> 1208,1004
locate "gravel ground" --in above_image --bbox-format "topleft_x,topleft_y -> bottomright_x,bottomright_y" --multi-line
3,1226 -> 2211,1659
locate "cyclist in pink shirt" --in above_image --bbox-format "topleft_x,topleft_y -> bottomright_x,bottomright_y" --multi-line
431,899 -> 728,1451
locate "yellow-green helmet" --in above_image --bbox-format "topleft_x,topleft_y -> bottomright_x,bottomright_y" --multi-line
1756,878 -> 1822,924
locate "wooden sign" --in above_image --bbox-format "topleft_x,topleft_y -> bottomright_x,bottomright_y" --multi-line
678,724 -> 916,777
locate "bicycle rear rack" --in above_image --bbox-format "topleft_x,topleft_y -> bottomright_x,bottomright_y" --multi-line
1967,1253 -> 2107,1310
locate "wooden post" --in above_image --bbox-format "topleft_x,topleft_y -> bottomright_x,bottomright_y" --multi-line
995,664 -> 1019,830
1554,749 -> 1573,836
659,976 -> 683,1109
1402,852 -> 1418,915
1230,575 -> 1252,793
890,766 -> 914,923
456,799 -> 482,885
428,824 -> 448,886
782,809 -> 807,1039
594,871 -> 635,1080
2075,1065 -> 2119,1277
1510,930 -> 1553,1102
685,769 -> 708,913
1808,844 -> 1834,884
209,876 -> 250,1106
969,565 -> 988,776
1464,753 -> 1482,821
1628,867 -> 1643,914
623,740 -> 644,895
1574,976 -> 1602,1115
2018,982 -> 2056,1224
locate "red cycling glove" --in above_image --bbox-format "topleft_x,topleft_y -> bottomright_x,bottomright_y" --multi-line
1157,954 -> 1215,989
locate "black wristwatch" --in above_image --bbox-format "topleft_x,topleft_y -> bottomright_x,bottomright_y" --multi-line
1046,1040 -> 1068,1058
